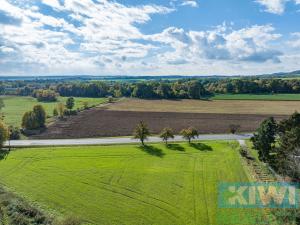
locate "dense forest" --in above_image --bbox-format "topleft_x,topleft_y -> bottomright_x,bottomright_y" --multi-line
2,77 -> 300,100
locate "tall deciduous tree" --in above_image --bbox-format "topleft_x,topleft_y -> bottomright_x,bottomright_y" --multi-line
251,117 -> 277,162
33,105 -> 46,128
133,121 -> 150,146
22,105 -> 46,130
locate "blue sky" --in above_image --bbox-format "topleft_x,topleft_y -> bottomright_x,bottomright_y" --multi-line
0,0 -> 300,76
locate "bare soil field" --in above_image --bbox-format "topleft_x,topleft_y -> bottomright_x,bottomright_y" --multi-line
34,107 -> 287,139
107,98 -> 300,115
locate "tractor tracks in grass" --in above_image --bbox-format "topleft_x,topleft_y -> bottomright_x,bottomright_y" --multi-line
58,170 -> 185,225
191,155 -> 210,225
0,158 -> 33,179
192,157 -> 198,225
194,156 -> 210,225
88,180 -> 183,225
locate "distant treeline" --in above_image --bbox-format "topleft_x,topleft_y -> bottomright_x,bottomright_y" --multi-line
2,78 -> 300,99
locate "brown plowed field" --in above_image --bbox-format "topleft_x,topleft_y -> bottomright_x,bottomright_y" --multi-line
34,107 -> 287,139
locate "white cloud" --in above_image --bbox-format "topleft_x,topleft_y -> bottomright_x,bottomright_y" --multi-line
41,0 -> 63,11
256,0 -> 287,14
256,0 -> 300,14
147,24 -> 282,65
0,0 -> 297,75
0,46 -> 14,53
181,0 -> 198,8
287,32 -> 300,48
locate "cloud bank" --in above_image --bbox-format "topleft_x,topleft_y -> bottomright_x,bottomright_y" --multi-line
0,0 -> 298,75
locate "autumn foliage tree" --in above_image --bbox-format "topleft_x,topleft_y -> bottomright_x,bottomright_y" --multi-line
0,121 -> 8,149
133,121 -> 150,146
180,127 -> 198,143
159,128 -> 174,145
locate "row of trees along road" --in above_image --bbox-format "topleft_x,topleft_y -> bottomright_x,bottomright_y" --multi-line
133,121 -> 199,146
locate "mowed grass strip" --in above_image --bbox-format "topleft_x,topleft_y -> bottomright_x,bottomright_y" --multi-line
212,93 -> 300,101
0,96 -> 107,127
107,98 -> 300,115
0,141 -> 264,225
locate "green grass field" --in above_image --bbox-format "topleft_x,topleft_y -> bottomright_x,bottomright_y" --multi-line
0,96 -> 107,127
0,141 -> 267,225
212,93 -> 300,101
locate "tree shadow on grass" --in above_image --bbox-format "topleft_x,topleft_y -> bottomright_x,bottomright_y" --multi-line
0,150 -> 9,160
190,143 -> 213,151
138,145 -> 165,158
166,144 -> 185,152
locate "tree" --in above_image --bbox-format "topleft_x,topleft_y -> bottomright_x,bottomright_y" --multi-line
274,112 -> 300,178
34,89 -> 58,102
133,121 -> 150,146
53,108 -> 58,117
82,101 -> 89,109
57,103 -> 65,118
66,97 -> 75,110
229,124 -> 241,134
276,127 -> 300,177
8,126 -> 20,140
22,111 -> 39,130
0,121 -> 8,149
33,105 -> 46,128
159,128 -> 174,145
22,105 -> 46,130
180,127 -> 198,143
251,117 -> 277,162
108,96 -> 114,103
285,146 -> 300,180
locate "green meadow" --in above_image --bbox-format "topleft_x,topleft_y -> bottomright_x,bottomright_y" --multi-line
212,93 -> 300,101
0,96 -> 107,127
0,141 -> 267,225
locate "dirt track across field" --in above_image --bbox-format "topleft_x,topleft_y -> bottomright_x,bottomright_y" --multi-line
34,107 -> 287,139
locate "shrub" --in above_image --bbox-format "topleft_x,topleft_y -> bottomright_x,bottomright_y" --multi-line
9,126 -> 21,140
82,102 -> 89,110
64,110 -> 77,116
0,121 -> 8,148
53,108 -> 58,117
229,124 -> 241,134
57,103 -> 65,119
108,96 -> 114,103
